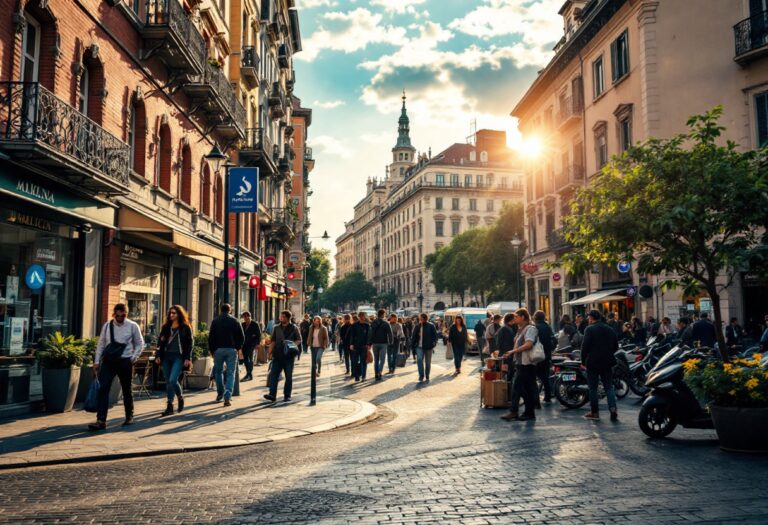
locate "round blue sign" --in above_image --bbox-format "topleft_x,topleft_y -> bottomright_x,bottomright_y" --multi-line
617,261 -> 631,274
25,264 -> 46,290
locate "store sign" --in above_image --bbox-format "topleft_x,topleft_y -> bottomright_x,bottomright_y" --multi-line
289,252 -> 302,264
35,247 -> 57,262
617,261 -> 631,274
123,244 -> 144,260
522,262 -> 539,274
25,264 -> 46,290
626,286 -> 637,298
16,180 -> 55,204
552,273 -> 562,282
228,167 -> 259,213
9,317 -> 26,355
264,255 -> 277,268
7,212 -> 53,232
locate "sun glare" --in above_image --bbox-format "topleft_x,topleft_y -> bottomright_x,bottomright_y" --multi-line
519,136 -> 544,159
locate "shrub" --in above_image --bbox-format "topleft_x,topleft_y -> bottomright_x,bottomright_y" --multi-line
192,330 -> 210,361
684,353 -> 768,408
37,332 -> 86,369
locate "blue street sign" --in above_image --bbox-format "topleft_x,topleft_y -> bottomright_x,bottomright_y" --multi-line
228,167 -> 259,213
25,264 -> 46,290
617,261 -> 631,274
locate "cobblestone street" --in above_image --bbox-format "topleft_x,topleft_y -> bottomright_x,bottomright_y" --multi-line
1,347 -> 766,525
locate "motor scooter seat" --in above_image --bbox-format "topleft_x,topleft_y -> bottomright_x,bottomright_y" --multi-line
560,360 -> 582,368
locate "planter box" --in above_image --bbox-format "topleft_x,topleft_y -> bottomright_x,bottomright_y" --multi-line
710,405 -> 768,453
42,366 -> 80,413
187,357 -> 213,390
76,365 -> 94,403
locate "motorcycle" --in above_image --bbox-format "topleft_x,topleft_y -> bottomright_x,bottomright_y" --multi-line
553,359 -> 629,409
638,345 -> 715,438
627,338 -> 673,396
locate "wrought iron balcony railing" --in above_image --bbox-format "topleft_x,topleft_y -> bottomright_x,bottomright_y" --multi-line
240,46 -> 260,87
184,60 -> 246,138
142,0 -> 206,75
557,96 -> 583,128
240,127 -> 278,174
557,164 -> 585,192
304,147 -> 313,161
267,207 -> 296,236
0,81 -> 130,193
546,228 -> 572,253
734,10 -> 768,63
278,44 -> 290,69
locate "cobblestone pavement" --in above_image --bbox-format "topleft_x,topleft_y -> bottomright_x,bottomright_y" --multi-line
1,345 -> 767,524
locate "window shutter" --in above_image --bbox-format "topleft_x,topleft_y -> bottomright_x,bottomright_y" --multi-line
756,92 -> 768,147
610,39 -> 617,81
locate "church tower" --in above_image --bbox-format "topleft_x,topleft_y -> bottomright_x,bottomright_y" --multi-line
389,91 -> 417,181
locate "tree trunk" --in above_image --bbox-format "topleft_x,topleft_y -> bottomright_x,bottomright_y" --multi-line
706,284 -> 729,362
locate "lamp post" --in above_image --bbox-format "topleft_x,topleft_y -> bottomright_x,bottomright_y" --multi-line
206,144 -> 232,305
317,286 -> 324,316
510,233 -> 523,308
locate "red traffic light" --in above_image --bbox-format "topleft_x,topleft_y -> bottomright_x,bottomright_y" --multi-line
287,272 -> 296,281
248,275 -> 260,289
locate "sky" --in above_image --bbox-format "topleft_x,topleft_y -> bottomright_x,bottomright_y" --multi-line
293,0 -> 564,262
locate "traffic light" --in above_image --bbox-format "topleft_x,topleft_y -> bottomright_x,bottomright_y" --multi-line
287,272 -> 296,281
248,275 -> 260,289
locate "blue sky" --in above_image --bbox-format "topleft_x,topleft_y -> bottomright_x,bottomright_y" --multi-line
294,0 -> 563,258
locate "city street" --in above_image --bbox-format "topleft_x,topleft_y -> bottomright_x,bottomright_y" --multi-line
1,344 -> 766,525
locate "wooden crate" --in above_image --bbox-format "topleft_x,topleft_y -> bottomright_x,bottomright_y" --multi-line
481,377 -> 509,408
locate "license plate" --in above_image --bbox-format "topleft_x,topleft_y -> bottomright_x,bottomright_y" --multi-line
561,373 -> 577,382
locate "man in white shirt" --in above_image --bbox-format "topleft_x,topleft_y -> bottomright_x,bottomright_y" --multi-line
89,303 -> 145,431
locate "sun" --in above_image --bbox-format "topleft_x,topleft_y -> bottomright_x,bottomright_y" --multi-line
516,135 -> 544,159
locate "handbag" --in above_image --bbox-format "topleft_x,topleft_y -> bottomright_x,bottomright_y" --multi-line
83,378 -> 100,413
524,326 -> 546,365
102,321 -> 127,365
277,324 -> 300,358
366,347 -> 374,364
445,341 -> 453,360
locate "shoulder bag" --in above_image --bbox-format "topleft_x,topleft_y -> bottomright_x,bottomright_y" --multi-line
102,321 -> 127,365
279,325 -> 300,358
523,325 -> 546,365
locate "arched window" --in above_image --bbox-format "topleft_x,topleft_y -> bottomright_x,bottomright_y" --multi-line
128,97 -> 147,176
201,163 -> 212,216
157,124 -> 172,192
480,151 -> 488,163
81,48 -> 105,124
179,144 -> 192,204
214,175 -> 223,224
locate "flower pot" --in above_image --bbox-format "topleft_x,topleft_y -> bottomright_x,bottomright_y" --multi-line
192,356 -> 214,377
76,365 -> 94,402
42,366 -> 80,413
710,405 -> 768,453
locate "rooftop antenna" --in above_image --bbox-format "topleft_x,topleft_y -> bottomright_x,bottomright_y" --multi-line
466,118 -> 477,145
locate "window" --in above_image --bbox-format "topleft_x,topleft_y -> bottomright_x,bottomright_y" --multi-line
469,198 -> 477,211
465,174 -> 472,187
418,221 -> 423,238
435,221 -> 444,237
611,30 -> 629,82
619,118 -> 632,152
500,176 -> 508,189
486,200 -> 494,212
451,198 -> 459,210
128,98 -> 147,176
399,167 -> 404,176
435,173 -> 445,186
756,91 -> 768,147
450,174 -> 459,186
180,144 -> 192,204
202,164 -> 212,216
593,56 -> 604,98
596,132 -> 608,169
451,221 -> 460,236
435,197 -> 443,210
78,68 -> 89,114
476,174 -> 483,186
157,124 -> 172,192
480,151 -> 488,163
214,175 -> 223,224
20,14 -> 40,83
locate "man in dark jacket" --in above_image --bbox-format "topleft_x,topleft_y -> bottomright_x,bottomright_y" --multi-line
580,310 -> 618,421
677,317 -> 694,347
474,319 -> 486,355
692,312 -> 717,349
299,314 -> 311,356
533,310 -> 554,403
725,317 -> 743,349
499,313 -> 521,420
368,309 -> 393,380
264,310 -> 302,402
576,314 -> 588,335
411,313 -> 438,382
240,311 -> 261,382
208,303 -> 245,406
606,312 -> 621,337
348,312 -> 371,382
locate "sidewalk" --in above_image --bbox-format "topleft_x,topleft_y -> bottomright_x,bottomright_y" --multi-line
0,357 -> 376,469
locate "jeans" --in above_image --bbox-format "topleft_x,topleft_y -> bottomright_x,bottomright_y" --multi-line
453,344 -> 465,370
536,358 -> 552,401
587,367 -> 617,414
213,348 -> 238,401
477,337 -> 485,354
510,364 -> 538,417
387,343 -> 399,372
416,346 -> 433,380
269,354 -> 296,399
162,353 -> 184,403
343,345 -> 351,373
242,346 -> 255,377
351,346 -> 367,379
96,357 -> 134,423
310,347 -> 324,375
372,344 -> 388,376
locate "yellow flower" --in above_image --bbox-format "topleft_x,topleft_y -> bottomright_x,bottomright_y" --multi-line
746,378 -> 759,390
752,353 -> 763,361
683,359 -> 701,372
723,363 -> 733,372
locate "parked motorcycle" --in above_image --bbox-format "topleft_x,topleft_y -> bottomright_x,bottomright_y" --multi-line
553,359 -> 629,409
638,345 -> 715,438
628,339 -> 673,396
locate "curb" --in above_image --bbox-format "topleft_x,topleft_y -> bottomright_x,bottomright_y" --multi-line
0,398 -> 379,471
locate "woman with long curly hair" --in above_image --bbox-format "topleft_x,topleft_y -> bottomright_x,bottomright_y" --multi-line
155,305 -> 193,416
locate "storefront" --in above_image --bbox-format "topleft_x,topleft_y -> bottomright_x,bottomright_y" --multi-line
119,243 -> 165,346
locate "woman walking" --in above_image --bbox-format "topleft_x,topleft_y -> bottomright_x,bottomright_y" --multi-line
387,314 -> 404,374
503,308 -> 539,422
155,305 -> 193,416
339,314 -> 353,376
448,315 -> 469,375
308,316 -> 329,378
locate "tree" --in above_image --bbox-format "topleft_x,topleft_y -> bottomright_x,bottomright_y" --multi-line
305,248 -> 332,313
323,271 -> 376,311
374,289 -> 398,309
561,107 -> 768,356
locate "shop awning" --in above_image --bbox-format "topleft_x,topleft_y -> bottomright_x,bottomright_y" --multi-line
563,288 -> 628,306
173,231 -> 223,260
118,206 -> 171,233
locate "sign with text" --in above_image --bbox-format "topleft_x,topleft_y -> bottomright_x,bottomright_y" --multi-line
228,167 -> 259,213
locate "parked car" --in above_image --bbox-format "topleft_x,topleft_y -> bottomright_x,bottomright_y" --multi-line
485,301 -> 523,318
442,307 -> 489,354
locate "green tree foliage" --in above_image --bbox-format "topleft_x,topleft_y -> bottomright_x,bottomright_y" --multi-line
305,248 -> 332,291
561,107 -> 768,354
323,271 -> 377,311
374,289 -> 398,309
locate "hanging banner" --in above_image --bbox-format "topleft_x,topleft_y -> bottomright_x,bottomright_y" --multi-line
228,167 -> 259,213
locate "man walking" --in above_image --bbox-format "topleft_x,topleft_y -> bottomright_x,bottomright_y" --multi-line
692,312 -> 718,349
348,312 -> 371,382
475,318 -> 487,355
88,304 -> 144,431
533,310 -> 554,404
411,313 -> 438,382
368,309 -> 393,380
581,310 -> 618,421
240,311 -> 261,382
208,304 -> 245,407
485,314 -> 502,355
265,310 -> 302,402
299,314 -> 311,357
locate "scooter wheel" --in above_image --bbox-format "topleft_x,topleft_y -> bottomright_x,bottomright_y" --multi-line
614,377 -> 630,399
554,377 -> 589,409
638,403 -> 678,438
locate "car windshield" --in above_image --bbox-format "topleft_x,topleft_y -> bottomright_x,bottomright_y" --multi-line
462,314 -> 486,328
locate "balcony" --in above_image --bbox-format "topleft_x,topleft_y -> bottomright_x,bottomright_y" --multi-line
546,228 -> 572,254
141,0 -> 206,77
557,96 -> 583,129
0,82 -> 129,194
239,127 -> 278,175
303,146 -> 315,171
240,46 -> 259,88
286,69 -> 296,94
734,10 -> 768,64
268,82 -> 286,119
278,44 -> 290,69
557,164 -> 585,193
266,207 -> 296,244
184,61 -> 246,139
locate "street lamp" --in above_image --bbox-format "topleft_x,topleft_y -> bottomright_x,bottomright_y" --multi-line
510,233 -> 523,308
317,286 -> 324,315
206,143 -> 231,305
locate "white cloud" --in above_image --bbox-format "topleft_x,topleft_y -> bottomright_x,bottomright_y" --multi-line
313,100 -> 346,109
311,135 -> 352,159
295,0 -> 337,8
449,0 -> 562,48
298,8 -> 407,61
370,0 -> 427,14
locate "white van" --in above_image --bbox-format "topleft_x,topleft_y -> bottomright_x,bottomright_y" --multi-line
443,307 -> 489,354
485,301 -> 523,317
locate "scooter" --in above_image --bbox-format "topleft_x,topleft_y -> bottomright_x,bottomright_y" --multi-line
628,339 -> 673,396
552,359 -> 629,409
638,345 -> 715,438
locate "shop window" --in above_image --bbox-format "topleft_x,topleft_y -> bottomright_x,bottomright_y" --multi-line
179,144 -> 192,205
157,124 -> 172,192
201,164 -> 212,216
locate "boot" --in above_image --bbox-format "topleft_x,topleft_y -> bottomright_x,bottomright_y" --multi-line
177,395 -> 185,413
161,402 -> 174,416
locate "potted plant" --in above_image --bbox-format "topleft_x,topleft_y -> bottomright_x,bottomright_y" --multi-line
37,332 -> 85,413
187,330 -> 213,389
685,352 -> 768,453
75,337 -> 99,402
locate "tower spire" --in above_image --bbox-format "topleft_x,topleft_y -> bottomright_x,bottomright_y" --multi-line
395,89 -> 413,149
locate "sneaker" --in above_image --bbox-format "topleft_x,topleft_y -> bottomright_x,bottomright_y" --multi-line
610,410 -> 618,421
88,421 -> 106,431
584,412 -> 600,420
418,377 -> 424,382
223,399 -> 232,407
122,416 -> 135,426
216,394 -> 224,402
263,394 -> 276,402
